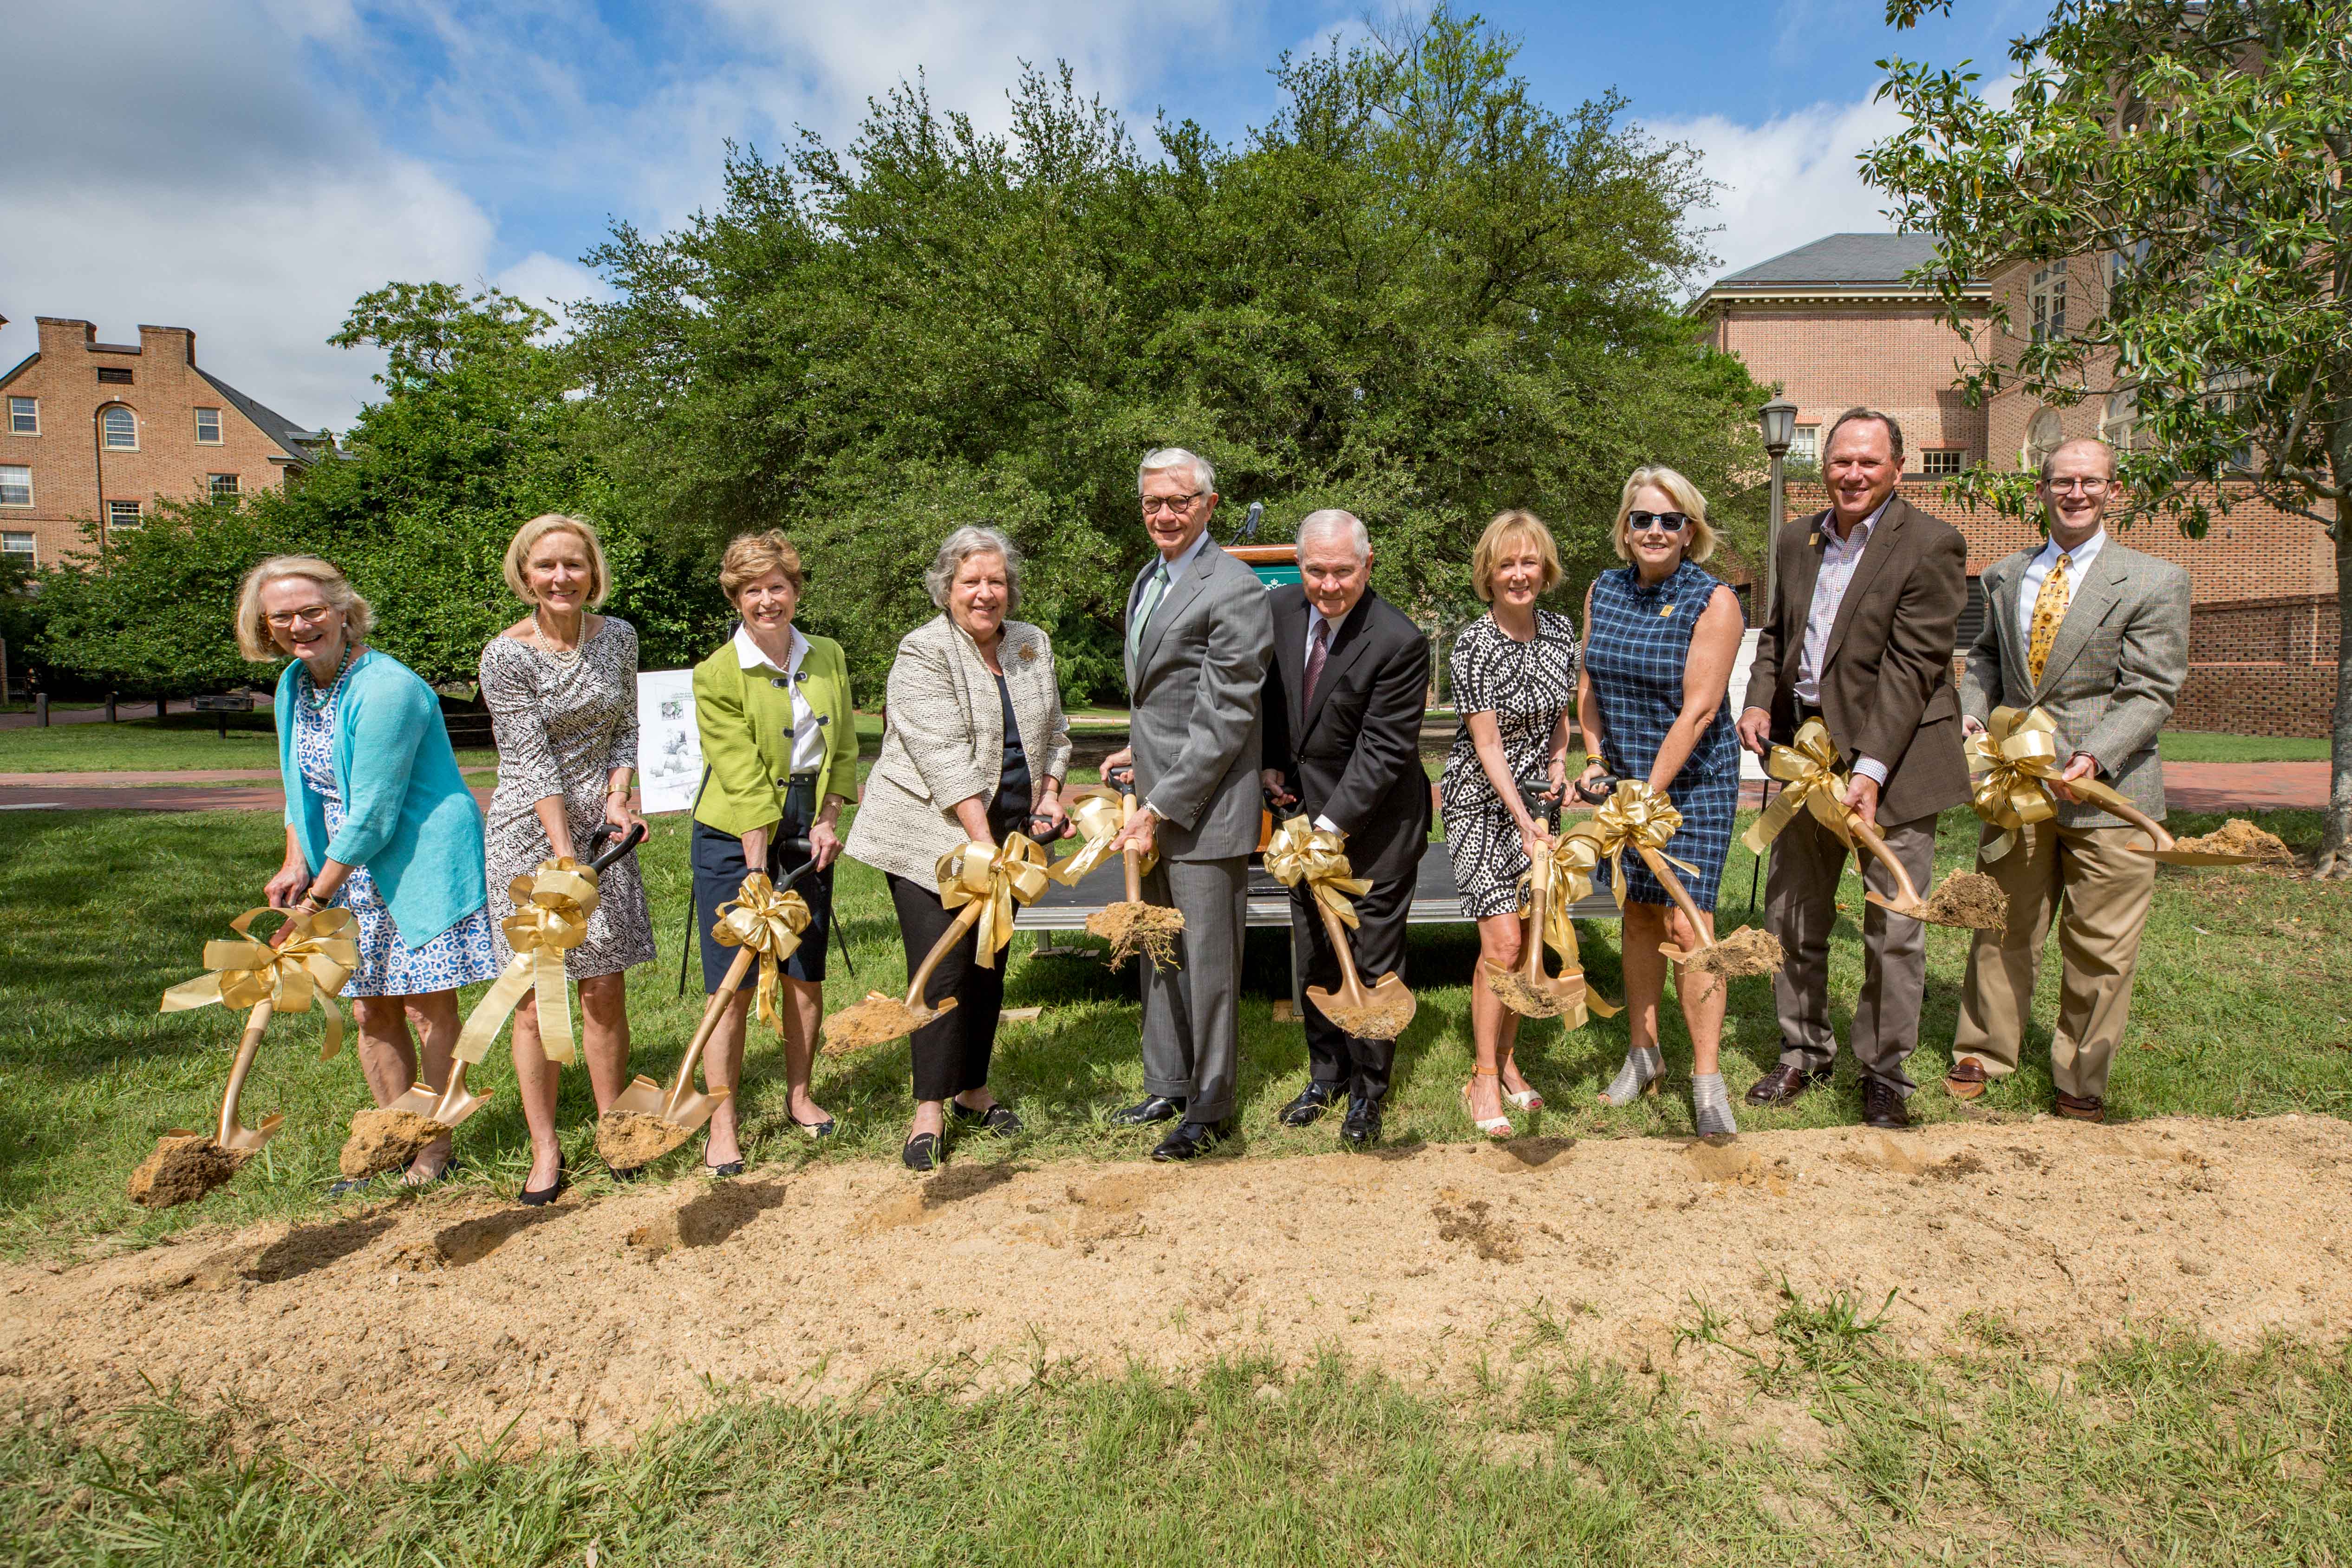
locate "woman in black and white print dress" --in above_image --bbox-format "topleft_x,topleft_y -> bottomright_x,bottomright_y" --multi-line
1439,510 -> 1579,1140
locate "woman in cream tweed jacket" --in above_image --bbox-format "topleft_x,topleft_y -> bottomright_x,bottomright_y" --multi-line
846,527 -> 1073,1168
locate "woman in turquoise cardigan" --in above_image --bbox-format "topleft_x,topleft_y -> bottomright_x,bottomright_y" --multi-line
690,530 -> 859,1175
236,554 -> 499,1191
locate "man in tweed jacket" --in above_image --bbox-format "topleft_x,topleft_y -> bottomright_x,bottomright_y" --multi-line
1949,437 -> 2191,1122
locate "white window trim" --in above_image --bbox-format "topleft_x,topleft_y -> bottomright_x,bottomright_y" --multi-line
6,397 -> 36,437
0,464 -> 32,508
1,531 -> 36,561
101,405 -> 139,452
208,472 -> 241,498
108,500 -> 143,528
195,407 -> 223,445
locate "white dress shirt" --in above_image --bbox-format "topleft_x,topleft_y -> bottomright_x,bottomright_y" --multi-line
1303,599 -> 1356,834
733,622 -> 827,773
2015,527 -> 2107,646
1796,497 -> 1894,787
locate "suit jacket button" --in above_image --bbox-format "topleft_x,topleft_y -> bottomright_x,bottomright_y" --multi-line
776,778 -> 789,787
770,677 -> 788,687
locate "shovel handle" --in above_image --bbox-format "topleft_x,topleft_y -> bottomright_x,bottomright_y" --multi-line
2096,796 -> 2177,854
1632,844 -> 1717,952
1844,811 -> 1928,911
669,945 -> 758,1110
216,999 -> 274,1146
586,820 -> 648,874
906,900 -> 988,1007
1313,899 -> 1369,999
1120,793 -> 1143,903
1522,842 -> 1552,985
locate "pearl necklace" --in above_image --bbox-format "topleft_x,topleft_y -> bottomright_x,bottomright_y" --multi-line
534,615 -> 585,666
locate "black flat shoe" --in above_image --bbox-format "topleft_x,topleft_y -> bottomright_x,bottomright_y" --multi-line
1279,1082 -> 1342,1127
902,1132 -> 942,1172
327,1174 -> 377,1198
519,1158 -> 565,1207
1152,1118 -> 1233,1162
792,1114 -> 838,1139
1341,1094 -> 1382,1149
1112,1094 -> 1184,1127
949,1101 -> 1023,1136
703,1159 -> 745,1178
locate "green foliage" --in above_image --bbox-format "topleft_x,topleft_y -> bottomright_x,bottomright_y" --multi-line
1864,0 -> 2352,872
573,8 -> 1766,697
33,503 -> 285,696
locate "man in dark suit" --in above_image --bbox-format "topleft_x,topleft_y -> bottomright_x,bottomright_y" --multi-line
1102,447 -> 1276,1162
1736,406 -> 1971,1128
1260,509 -> 1432,1147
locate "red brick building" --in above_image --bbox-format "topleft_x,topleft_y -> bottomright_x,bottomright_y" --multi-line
0,313 -> 335,566
1694,237 -> 2339,736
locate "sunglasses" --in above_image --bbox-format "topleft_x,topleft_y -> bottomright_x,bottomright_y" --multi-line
1626,511 -> 1690,534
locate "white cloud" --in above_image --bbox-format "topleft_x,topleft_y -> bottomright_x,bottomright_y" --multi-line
1654,92 -> 1910,286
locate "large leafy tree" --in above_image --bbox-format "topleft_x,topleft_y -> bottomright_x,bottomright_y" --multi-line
573,8 -> 1765,698
1864,0 -> 2352,875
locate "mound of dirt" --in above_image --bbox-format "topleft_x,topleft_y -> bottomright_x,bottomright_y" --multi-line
1684,926 -> 1785,979
2175,819 -> 2296,865
125,1136 -> 248,1209
1087,902 -> 1184,968
821,993 -> 948,1054
1922,872 -> 2010,931
339,1111 -> 450,1180
20,1115 -> 2351,1458
596,1111 -> 695,1170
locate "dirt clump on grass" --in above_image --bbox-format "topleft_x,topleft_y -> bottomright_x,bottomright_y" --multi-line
821,993 -> 943,1054
1922,872 -> 2010,930
596,1111 -> 694,1170
339,1111 -> 450,1180
1087,902 -> 1184,968
18,1114 -> 2352,1458
2175,819 -> 2296,865
124,1136 -> 248,1209
1683,926 -> 1785,979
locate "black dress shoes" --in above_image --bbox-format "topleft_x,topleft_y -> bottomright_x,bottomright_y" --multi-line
1113,1094 -> 1185,1127
1151,1119 -> 1232,1162
1745,1063 -> 1831,1106
1341,1094 -> 1382,1149
1279,1081 -> 1343,1127
1860,1078 -> 1912,1129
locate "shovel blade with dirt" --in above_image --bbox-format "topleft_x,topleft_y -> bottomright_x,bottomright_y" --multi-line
1302,902 -> 1416,1040
1843,812 -> 2009,930
128,999 -> 282,1209
2099,798 -> 2271,867
1085,775 -> 1184,969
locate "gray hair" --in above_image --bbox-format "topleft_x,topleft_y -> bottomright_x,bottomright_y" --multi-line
1824,406 -> 1906,461
1138,447 -> 1216,495
925,526 -> 1021,613
1296,508 -> 1369,562
2039,436 -> 2117,484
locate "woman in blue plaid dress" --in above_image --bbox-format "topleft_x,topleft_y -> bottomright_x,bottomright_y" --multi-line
1575,466 -> 1746,1136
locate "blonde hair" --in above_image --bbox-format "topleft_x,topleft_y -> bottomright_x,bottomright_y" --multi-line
234,555 -> 372,662
719,530 -> 805,604
503,513 -> 610,607
1470,509 -> 1563,604
1610,466 -> 1718,564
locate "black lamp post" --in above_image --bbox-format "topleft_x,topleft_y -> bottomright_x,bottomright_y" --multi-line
1758,399 -> 1798,619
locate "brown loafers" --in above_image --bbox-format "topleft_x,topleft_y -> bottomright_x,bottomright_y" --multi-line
1745,1063 -> 1830,1106
2055,1092 -> 2106,1123
1943,1057 -> 1990,1100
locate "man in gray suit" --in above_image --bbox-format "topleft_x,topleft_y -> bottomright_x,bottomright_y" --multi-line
1948,436 -> 2190,1122
1102,447 -> 1276,1160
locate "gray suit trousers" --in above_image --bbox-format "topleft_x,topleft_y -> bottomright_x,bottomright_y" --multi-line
1139,856 -> 1249,1123
1767,808 -> 1938,1094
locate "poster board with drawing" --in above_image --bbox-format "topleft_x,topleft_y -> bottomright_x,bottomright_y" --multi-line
635,669 -> 704,815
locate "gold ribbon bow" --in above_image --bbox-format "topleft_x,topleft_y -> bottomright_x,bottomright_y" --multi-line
937,834 -> 1051,969
1741,717 -> 1858,855
161,905 -> 358,1060
1566,779 -> 1702,912
1505,833 -> 1621,1021
1049,785 -> 1133,885
715,871 -> 814,1028
1263,816 -> 1372,928
1966,705 -> 2139,862
454,857 -> 602,1066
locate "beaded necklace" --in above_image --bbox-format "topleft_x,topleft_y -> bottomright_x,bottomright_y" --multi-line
302,643 -> 355,709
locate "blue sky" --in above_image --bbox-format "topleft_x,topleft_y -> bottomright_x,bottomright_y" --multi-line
0,0 -> 2035,424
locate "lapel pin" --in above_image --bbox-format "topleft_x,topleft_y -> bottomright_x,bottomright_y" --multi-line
1659,604 -> 1676,618
1808,534 -> 1820,547
1018,642 -> 1036,662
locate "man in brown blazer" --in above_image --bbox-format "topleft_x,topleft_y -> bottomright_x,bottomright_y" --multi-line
1736,407 -> 1971,1128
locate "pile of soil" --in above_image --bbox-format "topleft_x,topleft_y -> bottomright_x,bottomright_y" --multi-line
821,993 -> 947,1054
339,1111 -> 451,1180
1311,982 -> 1416,1040
1683,926 -> 1785,979
124,1136 -> 248,1210
1922,872 -> 2010,931
2175,819 -> 2297,865
1485,968 -> 1562,1019
1086,902 -> 1185,968
20,1114 -> 2346,1457
596,1110 -> 695,1170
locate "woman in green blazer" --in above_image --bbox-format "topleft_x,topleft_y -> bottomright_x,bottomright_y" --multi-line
691,531 -> 859,1174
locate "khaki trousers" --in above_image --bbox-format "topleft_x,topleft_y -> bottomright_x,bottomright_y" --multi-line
1953,820 -> 2155,1102
1767,808 -> 1938,1095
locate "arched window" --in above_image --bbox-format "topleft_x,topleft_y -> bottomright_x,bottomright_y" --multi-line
101,405 -> 137,450
2021,408 -> 2064,473
2100,387 -> 2138,450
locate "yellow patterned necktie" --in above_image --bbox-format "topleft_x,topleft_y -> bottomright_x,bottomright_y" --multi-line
2026,552 -> 2072,685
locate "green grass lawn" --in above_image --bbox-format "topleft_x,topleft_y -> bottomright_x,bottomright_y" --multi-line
8,1324 -> 2348,1565
0,801 -> 2345,1260
2157,730 -> 2332,763
0,714 -> 500,775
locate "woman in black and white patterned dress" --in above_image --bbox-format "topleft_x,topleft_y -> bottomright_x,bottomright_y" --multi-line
481,514 -> 656,1203
1440,510 -> 1580,1139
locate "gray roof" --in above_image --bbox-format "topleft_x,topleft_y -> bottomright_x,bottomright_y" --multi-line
194,367 -> 331,461
1714,233 -> 1947,287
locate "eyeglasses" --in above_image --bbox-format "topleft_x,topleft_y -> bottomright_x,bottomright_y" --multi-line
2045,477 -> 2110,495
1626,511 -> 1690,534
264,606 -> 335,630
1140,492 -> 1205,516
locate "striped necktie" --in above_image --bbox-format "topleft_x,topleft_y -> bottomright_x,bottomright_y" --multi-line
1129,563 -> 1169,664
2027,552 -> 2072,685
